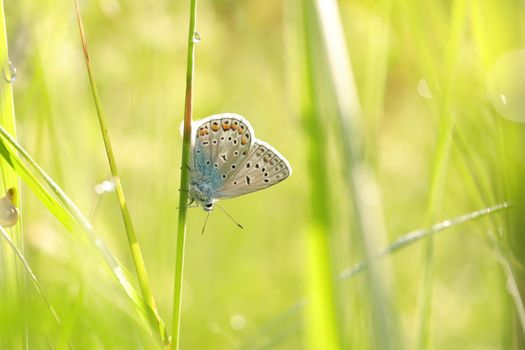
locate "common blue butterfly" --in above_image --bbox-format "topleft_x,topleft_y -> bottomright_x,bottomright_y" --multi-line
187,113 -> 292,211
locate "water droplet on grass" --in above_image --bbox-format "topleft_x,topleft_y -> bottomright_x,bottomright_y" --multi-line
2,60 -> 17,83
230,314 -> 245,330
487,49 -> 525,123
417,78 -> 432,99
193,32 -> 201,43
94,179 -> 116,194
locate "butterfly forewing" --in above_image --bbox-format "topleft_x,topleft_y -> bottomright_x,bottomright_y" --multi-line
216,141 -> 291,199
193,114 -> 253,184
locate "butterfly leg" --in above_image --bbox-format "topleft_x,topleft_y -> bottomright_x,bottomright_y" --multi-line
176,198 -> 198,209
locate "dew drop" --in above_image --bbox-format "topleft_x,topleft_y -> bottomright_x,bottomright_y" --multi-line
192,32 -> 201,43
230,314 -> 245,330
417,78 -> 432,99
500,93 -> 507,105
441,220 -> 451,228
2,60 -> 17,83
95,179 -> 116,194
487,49 -> 525,123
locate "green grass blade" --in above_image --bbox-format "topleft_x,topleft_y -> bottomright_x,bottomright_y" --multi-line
307,0 -> 400,347
172,0 -> 198,347
0,124 -> 154,337
0,0 -> 18,191
300,0 -> 341,348
340,202 -> 511,279
73,1 -> 167,343
0,0 -> 25,346
0,225 -> 61,328
416,2 -> 469,348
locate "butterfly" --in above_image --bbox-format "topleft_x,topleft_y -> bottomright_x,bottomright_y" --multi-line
187,113 -> 292,212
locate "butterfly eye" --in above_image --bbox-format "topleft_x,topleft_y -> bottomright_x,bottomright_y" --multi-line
206,203 -> 212,208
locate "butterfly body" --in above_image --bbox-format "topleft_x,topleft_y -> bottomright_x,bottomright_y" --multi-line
187,113 -> 291,211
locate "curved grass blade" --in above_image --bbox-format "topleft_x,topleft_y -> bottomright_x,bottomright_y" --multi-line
244,202 -> 511,348
0,124 -> 159,338
339,202 -> 511,279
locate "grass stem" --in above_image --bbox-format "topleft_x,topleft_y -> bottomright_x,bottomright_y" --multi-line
0,0 -> 25,347
73,0 -> 167,343
171,0 -> 198,347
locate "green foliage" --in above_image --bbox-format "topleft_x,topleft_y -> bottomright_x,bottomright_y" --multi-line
0,0 -> 524,349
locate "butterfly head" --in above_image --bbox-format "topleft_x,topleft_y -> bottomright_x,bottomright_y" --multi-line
203,201 -> 214,212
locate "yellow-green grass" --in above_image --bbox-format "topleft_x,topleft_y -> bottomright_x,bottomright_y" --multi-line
0,0 -> 524,349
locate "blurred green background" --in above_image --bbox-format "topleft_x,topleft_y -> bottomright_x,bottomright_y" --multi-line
1,0 -> 524,349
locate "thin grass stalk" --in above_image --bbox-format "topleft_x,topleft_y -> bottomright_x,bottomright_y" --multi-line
171,0 -> 198,347
248,202 -> 511,348
416,2 -> 468,348
0,225 -> 61,328
73,0 -> 166,343
0,0 -> 18,198
0,0 -> 24,347
496,119 -> 525,344
300,0 -> 341,348
309,0 -> 400,348
493,239 -> 525,336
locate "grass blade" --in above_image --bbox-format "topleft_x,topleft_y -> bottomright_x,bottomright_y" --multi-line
0,225 -> 61,328
172,0 -> 198,347
0,124 -> 155,338
415,2 -> 468,348
0,0 -> 25,346
73,0 -> 167,343
247,202 -> 511,348
300,0 -> 341,347
307,0 -> 400,347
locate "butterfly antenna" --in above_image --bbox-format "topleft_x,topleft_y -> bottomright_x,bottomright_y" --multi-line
202,211 -> 211,235
216,204 -> 244,229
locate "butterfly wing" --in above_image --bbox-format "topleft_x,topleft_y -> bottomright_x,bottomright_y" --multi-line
216,140 -> 292,199
191,114 -> 254,183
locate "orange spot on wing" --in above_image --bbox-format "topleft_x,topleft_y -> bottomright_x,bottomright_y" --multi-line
241,136 -> 248,145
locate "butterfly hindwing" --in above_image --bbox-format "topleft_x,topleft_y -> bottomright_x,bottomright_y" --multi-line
216,140 -> 292,199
